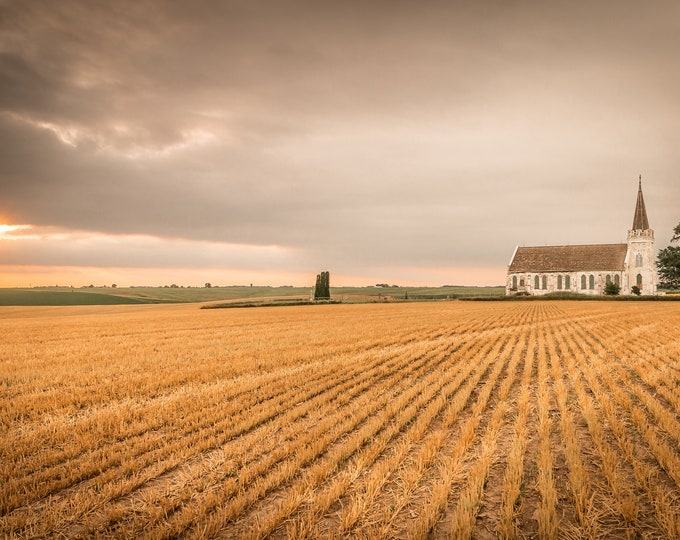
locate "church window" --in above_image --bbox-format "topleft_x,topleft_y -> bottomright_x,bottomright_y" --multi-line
557,275 -> 562,289
589,274 -> 595,289
565,276 -> 571,289
512,276 -> 517,289
606,275 -> 611,285
636,253 -> 643,267
534,275 -> 539,289
637,274 -> 642,286
614,274 -> 620,286
542,275 -> 547,289
520,278 -> 525,287
581,275 -> 586,289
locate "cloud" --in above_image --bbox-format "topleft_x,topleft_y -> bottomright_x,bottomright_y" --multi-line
0,0 -> 679,285
0,225 -> 296,268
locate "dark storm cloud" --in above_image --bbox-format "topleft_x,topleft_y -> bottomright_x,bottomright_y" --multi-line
1,0 -> 679,276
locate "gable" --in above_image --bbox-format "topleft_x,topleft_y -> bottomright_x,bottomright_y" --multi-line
508,244 -> 627,273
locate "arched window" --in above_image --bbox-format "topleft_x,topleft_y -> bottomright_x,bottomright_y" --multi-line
534,275 -> 539,289
581,275 -> 587,289
557,275 -> 562,289
589,274 -> 595,289
565,276 -> 571,289
637,273 -> 642,286
614,274 -> 620,286
512,275 -> 517,289
636,253 -> 643,267
606,274 -> 611,284
520,278 -> 525,287
542,275 -> 547,290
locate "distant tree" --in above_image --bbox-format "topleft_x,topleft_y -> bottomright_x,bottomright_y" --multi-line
112,284 -> 117,288
604,281 -> 620,295
205,283 -> 212,288
657,222 -> 680,289
672,222 -> 680,243
631,285 -> 641,296
314,271 -> 330,300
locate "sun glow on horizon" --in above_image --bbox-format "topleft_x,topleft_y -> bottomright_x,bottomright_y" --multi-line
0,224 -> 507,288
0,224 -> 28,236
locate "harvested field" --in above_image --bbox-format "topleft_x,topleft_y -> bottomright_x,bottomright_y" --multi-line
1,301 -> 680,538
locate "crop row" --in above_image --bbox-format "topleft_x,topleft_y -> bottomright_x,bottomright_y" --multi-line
2,301 -> 680,538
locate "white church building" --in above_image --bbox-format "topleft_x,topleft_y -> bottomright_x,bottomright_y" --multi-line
506,178 -> 658,296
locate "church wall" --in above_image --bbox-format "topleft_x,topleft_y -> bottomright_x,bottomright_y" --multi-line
506,271 -> 624,296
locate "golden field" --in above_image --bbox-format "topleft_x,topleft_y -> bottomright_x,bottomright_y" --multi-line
1,301 -> 680,539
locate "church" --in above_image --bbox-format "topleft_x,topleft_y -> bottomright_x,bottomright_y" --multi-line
506,178 -> 658,296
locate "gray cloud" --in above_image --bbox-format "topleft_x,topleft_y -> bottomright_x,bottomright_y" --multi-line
1,0 -> 679,282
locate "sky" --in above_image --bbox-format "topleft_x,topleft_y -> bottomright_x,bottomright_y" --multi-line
1,0 -> 679,288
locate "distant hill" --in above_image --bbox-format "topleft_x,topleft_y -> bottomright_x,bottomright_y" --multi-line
0,289 -> 153,306
0,285 -> 505,306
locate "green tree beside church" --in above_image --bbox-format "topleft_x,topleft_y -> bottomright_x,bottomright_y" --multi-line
657,222 -> 680,289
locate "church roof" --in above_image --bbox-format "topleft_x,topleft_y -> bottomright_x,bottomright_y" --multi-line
632,177 -> 650,230
508,244 -> 628,273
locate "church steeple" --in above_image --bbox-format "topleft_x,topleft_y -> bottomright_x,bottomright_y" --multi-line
632,175 -> 650,230
625,175 -> 656,295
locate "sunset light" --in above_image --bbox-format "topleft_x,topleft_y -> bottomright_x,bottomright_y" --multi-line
0,224 -> 27,236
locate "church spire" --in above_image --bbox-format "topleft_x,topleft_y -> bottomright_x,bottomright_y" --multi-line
632,175 -> 650,230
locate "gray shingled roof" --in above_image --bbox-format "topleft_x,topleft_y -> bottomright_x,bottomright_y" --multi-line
508,244 -> 627,272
